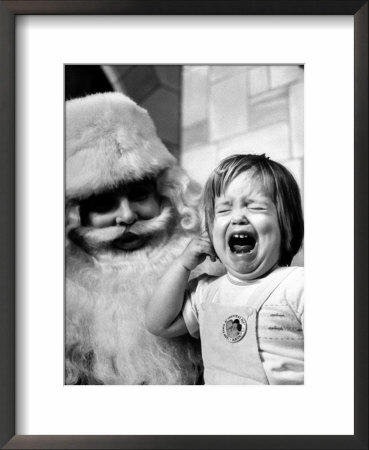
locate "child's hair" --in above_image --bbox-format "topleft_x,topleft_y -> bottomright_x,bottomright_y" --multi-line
203,154 -> 304,266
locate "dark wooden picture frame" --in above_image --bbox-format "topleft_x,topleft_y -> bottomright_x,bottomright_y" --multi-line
0,1 -> 367,449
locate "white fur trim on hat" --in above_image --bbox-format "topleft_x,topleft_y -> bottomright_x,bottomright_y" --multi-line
66,92 -> 176,200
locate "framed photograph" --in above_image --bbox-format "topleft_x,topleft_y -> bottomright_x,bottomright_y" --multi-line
1,1 -> 367,449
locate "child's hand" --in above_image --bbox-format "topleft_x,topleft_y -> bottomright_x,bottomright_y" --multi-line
179,232 -> 217,272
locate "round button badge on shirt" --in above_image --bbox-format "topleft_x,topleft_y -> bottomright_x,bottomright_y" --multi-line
222,314 -> 247,343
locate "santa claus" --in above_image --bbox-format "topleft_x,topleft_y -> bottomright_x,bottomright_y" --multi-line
65,92 -> 209,385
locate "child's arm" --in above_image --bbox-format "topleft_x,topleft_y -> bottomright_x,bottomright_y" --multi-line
145,232 -> 216,338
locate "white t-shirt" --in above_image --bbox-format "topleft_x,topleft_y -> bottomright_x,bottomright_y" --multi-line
182,267 -> 304,385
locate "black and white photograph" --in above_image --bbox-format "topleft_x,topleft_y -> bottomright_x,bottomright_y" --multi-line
65,64 -> 305,386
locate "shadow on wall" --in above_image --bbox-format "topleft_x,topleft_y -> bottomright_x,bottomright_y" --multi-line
65,65 -> 113,100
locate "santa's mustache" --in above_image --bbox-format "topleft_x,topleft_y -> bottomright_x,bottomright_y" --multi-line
71,206 -> 174,251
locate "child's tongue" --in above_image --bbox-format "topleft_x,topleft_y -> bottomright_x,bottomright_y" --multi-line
233,244 -> 254,254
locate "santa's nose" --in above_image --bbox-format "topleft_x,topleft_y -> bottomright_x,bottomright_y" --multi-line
115,198 -> 137,226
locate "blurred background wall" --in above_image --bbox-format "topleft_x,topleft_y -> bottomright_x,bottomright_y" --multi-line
181,66 -> 304,192
65,64 -> 304,265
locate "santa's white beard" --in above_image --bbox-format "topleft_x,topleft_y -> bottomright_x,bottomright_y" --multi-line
66,211 -> 203,385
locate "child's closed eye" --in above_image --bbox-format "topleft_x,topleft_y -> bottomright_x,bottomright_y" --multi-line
248,203 -> 268,211
216,208 -> 231,214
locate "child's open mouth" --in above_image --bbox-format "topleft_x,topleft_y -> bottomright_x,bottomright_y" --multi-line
228,233 -> 256,254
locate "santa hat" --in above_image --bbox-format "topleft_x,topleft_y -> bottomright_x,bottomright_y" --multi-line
66,92 -> 176,200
